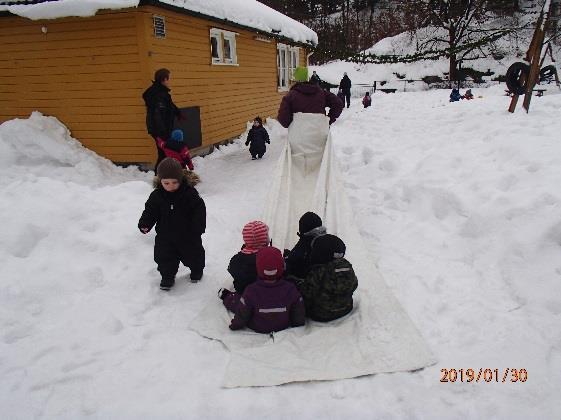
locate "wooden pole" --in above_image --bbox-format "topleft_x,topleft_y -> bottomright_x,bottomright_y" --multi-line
522,0 -> 552,112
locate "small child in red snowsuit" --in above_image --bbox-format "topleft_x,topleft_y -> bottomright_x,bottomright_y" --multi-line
156,129 -> 194,171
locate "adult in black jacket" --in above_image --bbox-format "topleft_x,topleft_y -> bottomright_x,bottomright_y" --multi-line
309,70 -> 321,85
245,116 -> 270,159
285,212 -> 326,279
339,72 -> 352,108
138,158 -> 206,290
142,68 -> 180,171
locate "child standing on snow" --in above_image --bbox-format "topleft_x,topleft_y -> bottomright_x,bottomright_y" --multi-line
156,129 -> 194,171
245,116 -> 270,160
138,158 -> 206,291
362,92 -> 372,108
227,221 -> 270,294
293,234 -> 358,322
219,247 -> 305,333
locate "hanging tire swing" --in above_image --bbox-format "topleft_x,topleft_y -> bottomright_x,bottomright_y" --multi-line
506,62 -> 530,95
539,64 -> 558,83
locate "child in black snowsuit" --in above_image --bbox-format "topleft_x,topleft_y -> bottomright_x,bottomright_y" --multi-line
245,116 -> 270,160
294,234 -> 358,322
284,211 -> 326,279
138,158 -> 206,291
227,220 -> 270,294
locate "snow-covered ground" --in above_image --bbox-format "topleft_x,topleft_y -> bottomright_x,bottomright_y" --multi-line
1,85 -> 560,418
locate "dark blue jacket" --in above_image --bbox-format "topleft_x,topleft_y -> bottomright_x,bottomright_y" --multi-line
245,126 -> 270,155
449,89 -> 462,102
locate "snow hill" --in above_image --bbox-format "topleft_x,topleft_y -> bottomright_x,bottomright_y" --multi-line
1,86 -> 561,417
312,2 -> 560,90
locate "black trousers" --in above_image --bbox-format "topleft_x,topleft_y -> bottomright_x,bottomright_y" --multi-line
250,146 -> 266,159
344,92 -> 351,108
151,135 -> 167,173
154,235 -> 205,281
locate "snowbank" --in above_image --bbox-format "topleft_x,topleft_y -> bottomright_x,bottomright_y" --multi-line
1,88 -> 560,417
0,112 -> 145,186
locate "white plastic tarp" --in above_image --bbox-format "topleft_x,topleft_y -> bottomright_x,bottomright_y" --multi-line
190,113 -> 435,387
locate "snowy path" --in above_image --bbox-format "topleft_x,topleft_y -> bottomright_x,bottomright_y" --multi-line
1,86 -> 560,417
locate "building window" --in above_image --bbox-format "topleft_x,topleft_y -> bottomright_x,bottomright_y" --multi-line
210,28 -> 238,65
277,44 -> 299,90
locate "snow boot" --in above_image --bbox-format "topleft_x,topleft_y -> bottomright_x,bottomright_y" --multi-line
190,270 -> 203,283
160,276 -> 175,291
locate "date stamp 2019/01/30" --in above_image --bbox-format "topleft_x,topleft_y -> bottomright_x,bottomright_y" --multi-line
440,368 -> 528,383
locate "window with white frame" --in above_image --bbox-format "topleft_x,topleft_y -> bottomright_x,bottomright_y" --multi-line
210,28 -> 238,65
277,44 -> 299,89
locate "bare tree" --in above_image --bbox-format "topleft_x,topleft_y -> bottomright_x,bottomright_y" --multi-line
410,0 -> 515,81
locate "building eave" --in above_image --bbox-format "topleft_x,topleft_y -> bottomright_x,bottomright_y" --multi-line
0,0 -> 317,49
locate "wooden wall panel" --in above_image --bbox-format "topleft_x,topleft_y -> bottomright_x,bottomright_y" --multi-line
1,6 -> 312,163
0,10 -> 150,162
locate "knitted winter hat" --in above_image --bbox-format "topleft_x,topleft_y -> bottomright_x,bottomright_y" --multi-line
241,221 -> 269,255
298,211 -> 323,235
254,116 -> 263,125
171,129 -> 184,142
256,247 -> 285,281
310,234 -> 346,265
157,157 -> 183,181
293,66 -> 308,82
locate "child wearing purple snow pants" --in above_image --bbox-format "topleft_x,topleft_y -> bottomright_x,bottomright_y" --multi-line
219,247 -> 305,334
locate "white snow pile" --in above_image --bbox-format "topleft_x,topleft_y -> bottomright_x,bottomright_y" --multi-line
0,0 -> 318,45
1,85 -> 561,417
0,111 -> 146,186
0,0 -> 139,20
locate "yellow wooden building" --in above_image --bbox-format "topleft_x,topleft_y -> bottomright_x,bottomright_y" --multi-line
0,0 -> 316,163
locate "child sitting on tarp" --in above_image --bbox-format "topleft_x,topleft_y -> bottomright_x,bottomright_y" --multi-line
219,247 -> 305,334
226,220 -> 270,294
245,116 -> 270,160
284,212 -> 326,279
362,92 -> 372,108
156,129 -> 194,171
293,234 -> 358,322
449,88 -> 463,102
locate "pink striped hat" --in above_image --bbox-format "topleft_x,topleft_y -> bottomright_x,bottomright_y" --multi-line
241,221 -> 270,255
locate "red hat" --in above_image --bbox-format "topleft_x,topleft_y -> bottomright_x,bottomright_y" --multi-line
256,247 -> 284,281
241,221 -> 269,255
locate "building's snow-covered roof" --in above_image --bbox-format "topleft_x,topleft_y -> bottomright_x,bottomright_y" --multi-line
0,0 -> 318,46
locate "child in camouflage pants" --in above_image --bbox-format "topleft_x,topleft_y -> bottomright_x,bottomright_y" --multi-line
293,234 -> 358,322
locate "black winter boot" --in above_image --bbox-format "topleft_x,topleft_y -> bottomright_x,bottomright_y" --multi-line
190,270 -> 203,283
160,276 -> 175,291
